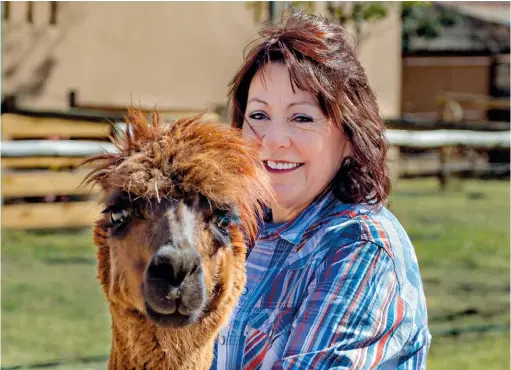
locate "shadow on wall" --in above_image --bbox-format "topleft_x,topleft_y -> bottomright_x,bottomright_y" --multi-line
2,2 -> 88,101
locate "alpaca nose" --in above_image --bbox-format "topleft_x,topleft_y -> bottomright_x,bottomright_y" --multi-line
147,246 -> 202,287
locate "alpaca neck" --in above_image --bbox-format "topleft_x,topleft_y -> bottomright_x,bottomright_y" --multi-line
108,304 -> 216,370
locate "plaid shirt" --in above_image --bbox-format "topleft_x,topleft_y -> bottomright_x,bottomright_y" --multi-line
211,191 -> 431,369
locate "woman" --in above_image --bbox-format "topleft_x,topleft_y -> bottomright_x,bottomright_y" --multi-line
212,11 -> 430,369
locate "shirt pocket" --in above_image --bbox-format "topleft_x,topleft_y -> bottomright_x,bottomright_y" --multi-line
242,306 -> 296,369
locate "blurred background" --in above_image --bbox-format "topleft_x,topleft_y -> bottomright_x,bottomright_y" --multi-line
1,1 -> 509,369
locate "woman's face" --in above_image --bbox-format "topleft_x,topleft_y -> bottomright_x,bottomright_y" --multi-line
242,63 -> 351,221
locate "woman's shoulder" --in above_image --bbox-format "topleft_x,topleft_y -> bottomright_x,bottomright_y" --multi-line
311,202 -> 425,294
317,202 -> 412,259
315,202 -> 428,322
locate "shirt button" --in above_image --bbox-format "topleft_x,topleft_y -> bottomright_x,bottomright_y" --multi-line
242,287 -> 248,295
219,335 -> 226,345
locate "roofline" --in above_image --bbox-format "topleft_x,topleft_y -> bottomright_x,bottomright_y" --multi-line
403,49 -> 511,58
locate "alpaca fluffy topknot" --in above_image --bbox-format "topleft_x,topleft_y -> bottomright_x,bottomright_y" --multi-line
83,108 -> 272,243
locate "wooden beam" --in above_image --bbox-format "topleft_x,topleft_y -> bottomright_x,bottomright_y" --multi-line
1,114 -> 112,140
386,118 -> 510,131
71,105 -> 221,122
4,108 -> 123,123
437,93 -> 511,110
2,201 -> 103,229
2,171 -> 101,197
1,157 -> 94,169
162,112 -> 221,122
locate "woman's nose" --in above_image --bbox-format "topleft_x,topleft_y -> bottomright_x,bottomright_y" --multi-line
261,120 -> 291,149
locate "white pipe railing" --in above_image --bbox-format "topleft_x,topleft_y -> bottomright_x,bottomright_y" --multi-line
1,129 -> 510,157
385,129 -> 510,149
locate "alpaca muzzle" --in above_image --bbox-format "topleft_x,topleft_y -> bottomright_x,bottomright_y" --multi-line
143,245 -> 206,327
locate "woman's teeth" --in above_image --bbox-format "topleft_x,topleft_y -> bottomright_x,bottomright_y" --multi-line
266,160 -> 301,170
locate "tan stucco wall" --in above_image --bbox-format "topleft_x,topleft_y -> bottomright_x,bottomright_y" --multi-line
2,2 -> 262,111
356,6 -> 402,118
2,2 -> 401,118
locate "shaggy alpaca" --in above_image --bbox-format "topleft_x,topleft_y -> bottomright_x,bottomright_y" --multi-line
83,109 -> 271,369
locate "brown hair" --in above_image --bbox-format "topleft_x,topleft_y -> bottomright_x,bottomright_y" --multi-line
228,11 -> 391,205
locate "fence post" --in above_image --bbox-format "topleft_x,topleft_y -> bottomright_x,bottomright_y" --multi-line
386,145 -> 400,186
2,95 -> 17,113
68,90 -> 77,108
439,146 -> 449,190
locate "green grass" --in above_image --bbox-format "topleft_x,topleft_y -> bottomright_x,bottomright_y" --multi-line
1,179 -> 509,369
390,179 -> 510,369
1,230 -> 111,368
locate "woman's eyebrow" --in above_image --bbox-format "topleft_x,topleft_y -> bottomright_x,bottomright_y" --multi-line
247,98 -> 267,106
288,101 -> 317,108
247,98 -> 317,108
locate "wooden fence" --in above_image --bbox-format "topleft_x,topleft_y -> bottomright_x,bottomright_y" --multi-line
1,103 -> 509,229
1,107 -> 220,230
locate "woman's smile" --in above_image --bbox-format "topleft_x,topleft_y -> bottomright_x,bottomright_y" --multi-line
263,160 -> 304,174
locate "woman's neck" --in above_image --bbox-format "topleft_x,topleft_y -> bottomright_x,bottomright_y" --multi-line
270,189 -> 331,223
270,203 -> 307,223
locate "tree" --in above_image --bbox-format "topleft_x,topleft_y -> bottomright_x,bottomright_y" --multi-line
246,2 -> 459,51
401,2 -> 459,53
324,2 -> 392,47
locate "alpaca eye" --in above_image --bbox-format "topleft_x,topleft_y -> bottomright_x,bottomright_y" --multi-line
214,209 -> 241,230
111,209 -> 130,223
216,215 -> 231,229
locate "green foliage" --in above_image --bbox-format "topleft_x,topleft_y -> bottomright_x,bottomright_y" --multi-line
358,2 -> 388,22
290,1 -> 314,15
264,1 -> 459,50
322,2 -> 389,25
401,2 -> 460,52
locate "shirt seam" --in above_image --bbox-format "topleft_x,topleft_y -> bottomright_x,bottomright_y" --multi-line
363,238 -> 415,349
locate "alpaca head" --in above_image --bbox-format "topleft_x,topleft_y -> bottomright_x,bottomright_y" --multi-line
84,109 -> 271,328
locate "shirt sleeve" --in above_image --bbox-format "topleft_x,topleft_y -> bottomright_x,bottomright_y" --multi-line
271,239 -> 427,370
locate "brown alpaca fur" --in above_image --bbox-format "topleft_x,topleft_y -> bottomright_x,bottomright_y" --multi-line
83,109 -> 271,369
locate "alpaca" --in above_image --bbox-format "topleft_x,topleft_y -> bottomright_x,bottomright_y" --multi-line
83,109 -> 271,369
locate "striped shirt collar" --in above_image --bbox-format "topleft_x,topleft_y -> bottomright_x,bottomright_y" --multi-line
260,191 -> 340,245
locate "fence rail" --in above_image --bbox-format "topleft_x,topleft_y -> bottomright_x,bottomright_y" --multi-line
2,110 -> 509,229
385,129 -> 510,149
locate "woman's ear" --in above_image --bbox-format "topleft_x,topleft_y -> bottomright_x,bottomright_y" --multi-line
341,139 -> 353,159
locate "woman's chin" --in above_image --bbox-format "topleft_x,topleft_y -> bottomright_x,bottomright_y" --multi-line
272,190 -> 295,207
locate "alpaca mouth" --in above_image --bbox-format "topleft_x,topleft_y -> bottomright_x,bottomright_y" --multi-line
142,278 -> 206,328
142,245 -> 206,328
144,300 -> 200,328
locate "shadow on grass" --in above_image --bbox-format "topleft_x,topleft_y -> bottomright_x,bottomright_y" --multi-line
42,257 -> 96,265
392,190 -> 488,200
23,228 -> 91,236
0,355 -> 109,370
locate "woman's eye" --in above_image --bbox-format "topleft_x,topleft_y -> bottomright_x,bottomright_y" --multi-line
293,115 -> 313,123
248,112 -> 268,121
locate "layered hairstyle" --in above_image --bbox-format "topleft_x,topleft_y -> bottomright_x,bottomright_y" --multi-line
228,11 -> 391,205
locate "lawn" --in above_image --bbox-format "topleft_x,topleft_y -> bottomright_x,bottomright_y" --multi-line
1,178 -> 509,369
